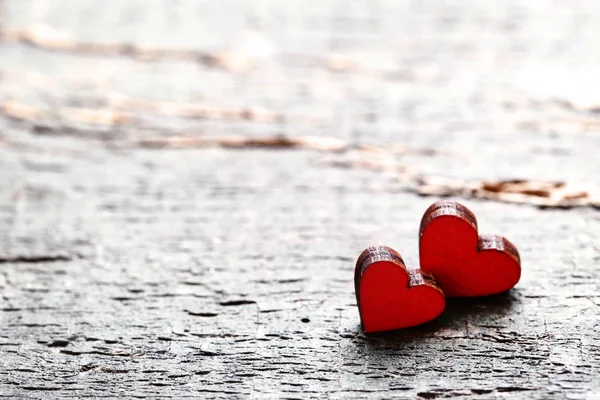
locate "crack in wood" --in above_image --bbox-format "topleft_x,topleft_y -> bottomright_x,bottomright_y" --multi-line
184,310 -> 219,317
0,254 -> 75,264
219,300 -> 257,306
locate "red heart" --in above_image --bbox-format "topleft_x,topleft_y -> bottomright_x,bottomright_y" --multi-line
419,200 -> 521,297
354,246 -> 445,333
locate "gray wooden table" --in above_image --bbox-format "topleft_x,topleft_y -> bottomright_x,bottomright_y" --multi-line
1,1 -> 599,398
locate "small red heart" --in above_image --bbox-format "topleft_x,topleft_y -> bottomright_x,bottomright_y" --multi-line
419,200 -> 521,297
354,246 -> 445,333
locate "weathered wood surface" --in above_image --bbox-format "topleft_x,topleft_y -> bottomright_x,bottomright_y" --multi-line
1,1 -> 600,398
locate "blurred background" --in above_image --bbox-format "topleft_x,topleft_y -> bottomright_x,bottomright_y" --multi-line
1,0 -> 599,397
2,1 -> 600,170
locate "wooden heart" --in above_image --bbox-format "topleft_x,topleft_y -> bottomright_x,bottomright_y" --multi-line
354,246 -> 445,333
419,200 -> 521,297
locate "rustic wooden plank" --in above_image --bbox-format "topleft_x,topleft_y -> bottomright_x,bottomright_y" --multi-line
1,0 -> 599,398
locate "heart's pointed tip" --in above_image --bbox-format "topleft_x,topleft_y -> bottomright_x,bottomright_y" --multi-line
443,278 -> 521,297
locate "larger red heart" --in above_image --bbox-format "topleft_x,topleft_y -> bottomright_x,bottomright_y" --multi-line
354,246 -> 445,333
419,200 -> 521,297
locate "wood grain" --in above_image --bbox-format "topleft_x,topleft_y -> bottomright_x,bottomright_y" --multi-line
1,0 -> 599,398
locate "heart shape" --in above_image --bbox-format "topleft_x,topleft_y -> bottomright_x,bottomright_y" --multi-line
354,246 -> 445,333
419,200 -> 521,297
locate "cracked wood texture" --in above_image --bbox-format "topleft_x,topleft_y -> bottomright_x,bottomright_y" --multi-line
1,1 -> 600,399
